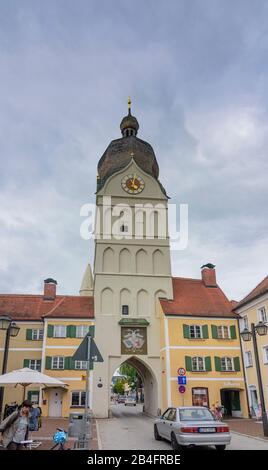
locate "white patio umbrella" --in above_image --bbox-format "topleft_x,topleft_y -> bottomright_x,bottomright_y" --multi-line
0,367 -> 68,401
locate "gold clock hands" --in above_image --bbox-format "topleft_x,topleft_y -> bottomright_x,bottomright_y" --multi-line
132,174 -> 138,190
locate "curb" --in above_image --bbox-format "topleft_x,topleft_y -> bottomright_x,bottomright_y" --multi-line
231,430 -> 268,443
95,420 -> 102,450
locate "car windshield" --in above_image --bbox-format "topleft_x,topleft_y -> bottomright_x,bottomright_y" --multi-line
179,408 -> 215,421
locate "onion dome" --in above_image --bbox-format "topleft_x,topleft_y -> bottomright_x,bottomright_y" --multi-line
97,98 -> 160,191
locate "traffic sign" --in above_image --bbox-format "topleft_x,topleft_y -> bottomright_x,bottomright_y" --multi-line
72,330 -> 103,363
177,367 -> 186,376
179,385 -> 186,394
178,376 -> 187,385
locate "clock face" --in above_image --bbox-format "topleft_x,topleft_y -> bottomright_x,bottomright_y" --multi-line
121,174 -> 145,194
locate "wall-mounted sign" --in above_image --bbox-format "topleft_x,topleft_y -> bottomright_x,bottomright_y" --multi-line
178,376 -> 187,385
121,327 -> 147,355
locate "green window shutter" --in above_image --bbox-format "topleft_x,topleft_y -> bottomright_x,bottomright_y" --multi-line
89,325 -> 95,338
214,357 -> 221,372
67,325 -> 77,338
230,325 -> 237,339
202,325 -> 209,339
64,357 -> 71,370
26,329 -> 32,340
205,356 -> 212,371
45,356 -> 52,370
234,357 -> 241,371
70,357 -> 76,370
89,361 -> 94,370
47,325 -> 54,338
211,325 -> 218,339
183,324 -> 190,338
185,356 -> 192,371
23,359 -> 30,368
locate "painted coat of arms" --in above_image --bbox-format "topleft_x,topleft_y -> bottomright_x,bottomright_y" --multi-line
121,327 -> 147,355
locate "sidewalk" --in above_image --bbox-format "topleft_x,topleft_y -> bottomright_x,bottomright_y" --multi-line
226,418 -> 268,440
29,417 -> 98,450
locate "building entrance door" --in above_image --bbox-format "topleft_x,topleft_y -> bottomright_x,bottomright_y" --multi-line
48,389 -> 63,417
220,389 -> 241,417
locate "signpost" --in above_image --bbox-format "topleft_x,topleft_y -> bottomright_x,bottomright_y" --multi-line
177,366 -> 187,405
72,327 -> 103,449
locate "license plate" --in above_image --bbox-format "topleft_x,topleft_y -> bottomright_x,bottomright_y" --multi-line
198,427 -> 216,433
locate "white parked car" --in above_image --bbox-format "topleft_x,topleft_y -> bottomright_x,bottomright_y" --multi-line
125,397 -> 137,406
154,406 -> 231,450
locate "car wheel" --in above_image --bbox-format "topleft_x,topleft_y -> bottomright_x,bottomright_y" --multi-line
171,433 -> 180,450
154,424 -> 162,441
215,445 -> 226,451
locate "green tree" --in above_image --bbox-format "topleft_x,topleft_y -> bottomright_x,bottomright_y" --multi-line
113,379 -> 125,395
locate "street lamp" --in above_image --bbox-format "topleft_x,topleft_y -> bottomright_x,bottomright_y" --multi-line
241,322 -> 268,437
0,315 -> 20,420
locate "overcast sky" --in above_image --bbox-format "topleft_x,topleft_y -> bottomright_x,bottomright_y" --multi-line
0,0 -> 268,301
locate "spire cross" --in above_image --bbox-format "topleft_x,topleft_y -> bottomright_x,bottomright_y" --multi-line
128,96 -> 132,112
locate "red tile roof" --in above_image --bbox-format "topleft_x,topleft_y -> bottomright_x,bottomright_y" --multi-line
160,277 -> 238,318
0,295 -> 94,321
234,275 -> 268,310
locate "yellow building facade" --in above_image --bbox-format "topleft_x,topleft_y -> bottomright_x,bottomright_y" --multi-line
159,268 -> 248,418
0,279 -> 95,418
235,276 -> 268,417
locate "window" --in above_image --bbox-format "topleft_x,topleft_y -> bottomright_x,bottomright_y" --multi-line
52,356 -> 64,370
221,357 -> 234,372
29,359 -> 41,371
75,361 -> 88,370
179,408 -> 214,422
258,307 -> 267,324
76,325 -> 89,338
53,325 -> 67,338
71,391 -> 86,407
192,388 -> 209,407
242,316 -> 249,330
120,225 -> 128,233
217,326 -> 230,339
263,347 -> 268,364
189,325 -> 202,339
32,329 -> 44,341
192,357 -> 205,372
245,351 -> 253,368
122,305 -> 129,316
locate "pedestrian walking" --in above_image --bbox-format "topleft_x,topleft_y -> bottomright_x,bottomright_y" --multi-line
0,400 -> 32,450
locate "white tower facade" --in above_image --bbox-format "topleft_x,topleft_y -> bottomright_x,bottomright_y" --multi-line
91,105 -> 173,418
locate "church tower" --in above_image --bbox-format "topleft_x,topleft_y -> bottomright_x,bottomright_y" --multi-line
92,100 -> 173,418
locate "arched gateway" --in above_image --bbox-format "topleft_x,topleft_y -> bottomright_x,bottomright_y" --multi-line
91,103 -> 173,418
110,356 -> 159,417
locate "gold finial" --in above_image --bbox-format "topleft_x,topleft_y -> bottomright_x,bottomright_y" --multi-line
128,96 -> 132,111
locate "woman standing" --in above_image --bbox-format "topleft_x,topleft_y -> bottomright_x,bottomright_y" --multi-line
0,400 -> 32,450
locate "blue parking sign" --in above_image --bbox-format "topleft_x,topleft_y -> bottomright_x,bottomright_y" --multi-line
178,376 -> 187,385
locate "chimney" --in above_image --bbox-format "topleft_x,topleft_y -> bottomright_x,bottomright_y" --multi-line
43,278 -> 57,300
201,263 -> 217,287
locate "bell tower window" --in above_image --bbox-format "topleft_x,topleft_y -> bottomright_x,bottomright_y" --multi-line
122,305 -> 129,316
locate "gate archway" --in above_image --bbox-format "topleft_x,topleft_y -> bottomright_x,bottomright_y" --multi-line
110,356 -> 159,417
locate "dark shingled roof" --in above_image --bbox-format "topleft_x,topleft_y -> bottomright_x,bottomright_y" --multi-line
97,135 -> 159,188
